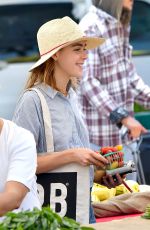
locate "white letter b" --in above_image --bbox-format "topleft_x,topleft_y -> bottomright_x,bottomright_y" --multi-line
50,183 -> 67,217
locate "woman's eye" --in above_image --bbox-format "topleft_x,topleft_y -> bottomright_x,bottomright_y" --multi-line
74,47 -> 86,52
74,48 -> 81,51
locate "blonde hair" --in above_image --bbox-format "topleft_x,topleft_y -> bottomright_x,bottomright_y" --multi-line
92,0 -> 132,25
25,58 -> 56,89
25,57 -> 76,92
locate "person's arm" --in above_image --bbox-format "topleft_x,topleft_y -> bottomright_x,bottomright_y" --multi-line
130,72 -> 150,109
123,26 -> 150,109
3,123 -> 38,216
0,181 -> 28,216
37,147 -> 108,174
121,116 -> 147,138
110,107 -> 147,138
37,149 -> 124,188
109,35 -> 148,138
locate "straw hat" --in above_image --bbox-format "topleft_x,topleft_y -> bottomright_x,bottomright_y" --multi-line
30,16 -> 105,71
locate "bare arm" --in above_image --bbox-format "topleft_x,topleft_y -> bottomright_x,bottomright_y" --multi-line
37,148 -> 108,174
0,181 -> 29,216
37,149 -> 125,189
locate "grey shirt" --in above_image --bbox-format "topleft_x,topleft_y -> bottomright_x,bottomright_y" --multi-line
13,83 -> 94,186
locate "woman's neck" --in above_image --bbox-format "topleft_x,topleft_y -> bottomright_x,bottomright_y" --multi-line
54,69 -> 71,96
57,80 -> 71,96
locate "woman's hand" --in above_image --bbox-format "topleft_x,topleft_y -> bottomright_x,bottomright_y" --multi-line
72,148 -> 108,169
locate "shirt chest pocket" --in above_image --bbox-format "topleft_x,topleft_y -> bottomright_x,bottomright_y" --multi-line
51,108 -> 75,149
100,42 -> 124,66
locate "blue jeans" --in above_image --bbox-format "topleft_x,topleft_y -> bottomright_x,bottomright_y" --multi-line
89,202 -> 96,223
89,143 -> 100,223
89,188 -> 96,224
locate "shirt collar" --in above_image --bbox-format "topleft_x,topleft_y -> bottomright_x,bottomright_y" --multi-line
89,5 -> 118,24
36,83 -> 75,99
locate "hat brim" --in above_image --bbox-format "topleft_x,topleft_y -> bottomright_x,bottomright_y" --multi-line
29,36 -> 105,71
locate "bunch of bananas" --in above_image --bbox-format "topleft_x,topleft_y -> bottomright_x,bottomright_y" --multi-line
91,183 -> 116,202
116,180 -> 139,195
92,180 -> 140,202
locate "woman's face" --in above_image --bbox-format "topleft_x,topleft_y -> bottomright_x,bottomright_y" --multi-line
54,41 -> 87,80
123,0 -> 134,11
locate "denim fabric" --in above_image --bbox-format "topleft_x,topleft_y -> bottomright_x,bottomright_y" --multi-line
89,202 -> 96,223
89,187 -> 96,224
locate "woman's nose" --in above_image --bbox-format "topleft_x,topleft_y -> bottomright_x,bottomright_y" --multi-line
82,50 -> 88,60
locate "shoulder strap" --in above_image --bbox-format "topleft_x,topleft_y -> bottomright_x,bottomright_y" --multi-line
27,88 -> 54,152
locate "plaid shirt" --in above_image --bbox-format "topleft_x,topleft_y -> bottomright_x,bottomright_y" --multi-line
78,5 -> 150,147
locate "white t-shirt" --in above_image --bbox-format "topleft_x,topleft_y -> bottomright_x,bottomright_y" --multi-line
0,119 -> 41,212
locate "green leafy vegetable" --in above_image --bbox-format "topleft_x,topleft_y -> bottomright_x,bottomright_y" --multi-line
141,204 -> 150,219
0,207 -> 95,230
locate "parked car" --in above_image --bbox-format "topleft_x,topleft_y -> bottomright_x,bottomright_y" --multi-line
0,0 -> 150,119
130,0 -> 150,86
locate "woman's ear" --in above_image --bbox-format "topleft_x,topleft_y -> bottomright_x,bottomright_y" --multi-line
52,52 -> 59,61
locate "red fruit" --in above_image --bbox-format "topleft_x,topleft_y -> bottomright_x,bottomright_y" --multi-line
118,151 -> 124,157
100,147 -> 112,155
118,152 -> 124,162
110,147 -> 118,152
118,161 -> 124,167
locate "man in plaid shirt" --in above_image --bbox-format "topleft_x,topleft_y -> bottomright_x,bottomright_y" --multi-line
78,0 -> 150,152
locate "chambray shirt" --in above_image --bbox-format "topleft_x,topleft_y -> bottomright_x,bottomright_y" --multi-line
13,83 -> 94,186
78,5 -> 150,147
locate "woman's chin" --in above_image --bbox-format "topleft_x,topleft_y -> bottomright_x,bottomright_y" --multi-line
77,71 -> 83,78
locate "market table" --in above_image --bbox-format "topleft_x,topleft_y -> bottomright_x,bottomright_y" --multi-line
96,213 -> 141,222
88,216 -> 150,230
